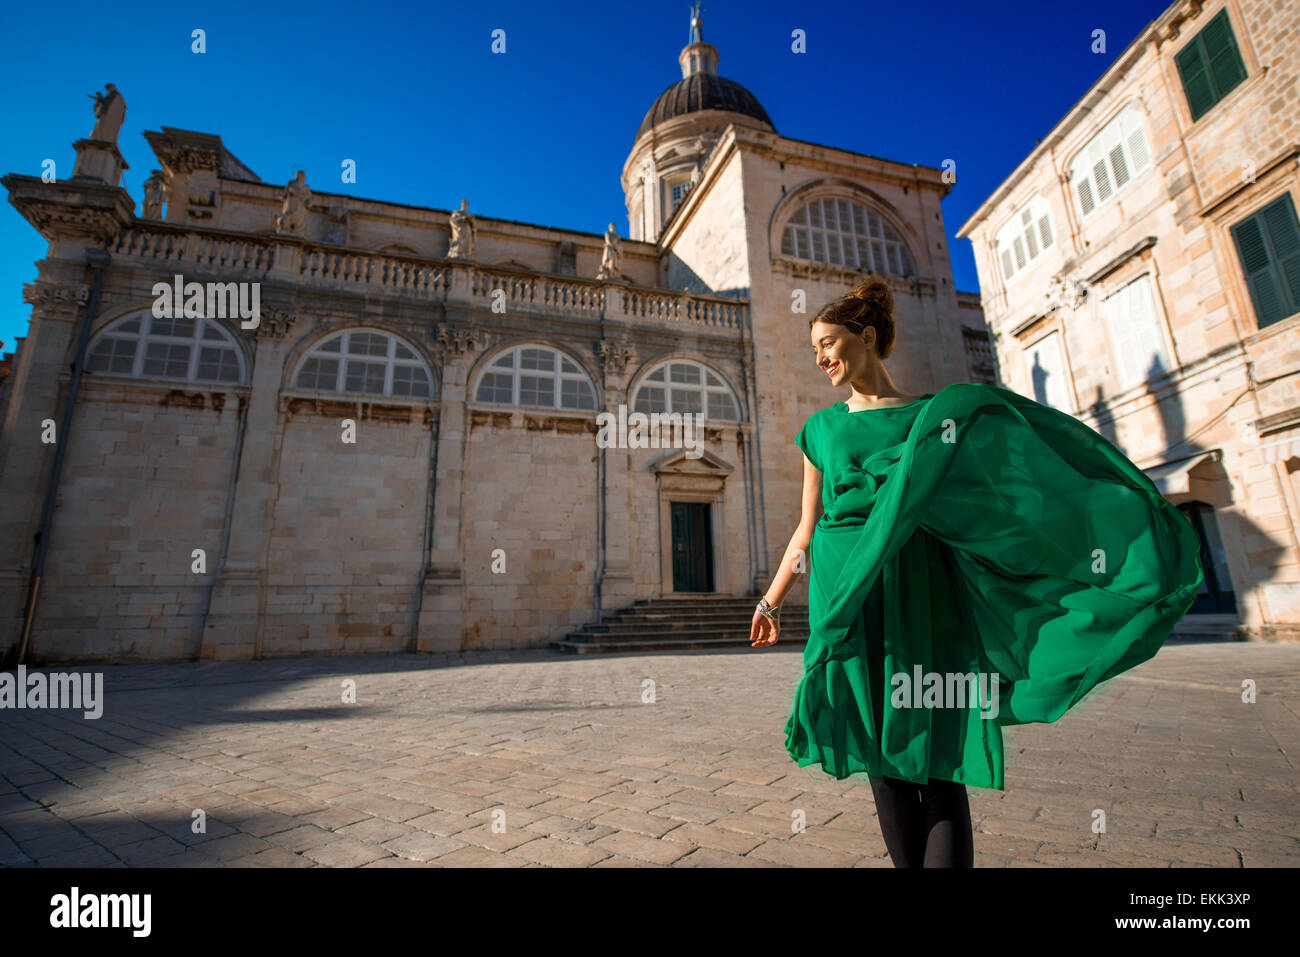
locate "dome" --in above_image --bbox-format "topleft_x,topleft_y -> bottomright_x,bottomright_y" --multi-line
636,72 -> 775,139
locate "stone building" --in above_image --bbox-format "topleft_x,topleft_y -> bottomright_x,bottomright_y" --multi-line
0,8 -> 986,663
956,0 -> 1300,640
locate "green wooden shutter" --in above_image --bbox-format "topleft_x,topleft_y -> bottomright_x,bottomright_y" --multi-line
1232,195 -> 1300,329
1175,39 -> 1214,120
1176,9 -> 1247,121
1263,196 -> 1300,316
1202,10 -> 1247,103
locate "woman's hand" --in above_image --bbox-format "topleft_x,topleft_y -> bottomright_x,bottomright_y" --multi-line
749,609 -> 779,647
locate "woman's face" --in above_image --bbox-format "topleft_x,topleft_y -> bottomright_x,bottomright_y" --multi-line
810,320 -> 870,387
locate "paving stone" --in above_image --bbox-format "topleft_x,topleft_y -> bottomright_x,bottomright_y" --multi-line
301,838 -> 390,867
0,645 -> 1291,868
334,817 -> 413,845
264,825 -> 342,853
504,835 -> 610,867
381,831 -> 467,862
588,830 -> 693,865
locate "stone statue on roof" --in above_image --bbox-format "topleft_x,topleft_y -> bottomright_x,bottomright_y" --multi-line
274,170 -> 311,235
88,83 -> 126,144
447,199 -> 476,258
596,222 -> 623,280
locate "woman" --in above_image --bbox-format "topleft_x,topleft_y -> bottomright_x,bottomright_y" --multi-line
748,277 -> 1204,868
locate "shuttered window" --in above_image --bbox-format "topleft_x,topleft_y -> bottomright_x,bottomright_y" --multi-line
1069,103 -> 1152,220
1174,8 -> 1247,122
1103,274 -> 1171,388
995,195 -> 1055,283
1023,330 -> 1071,411
1230,193 -> 1300,330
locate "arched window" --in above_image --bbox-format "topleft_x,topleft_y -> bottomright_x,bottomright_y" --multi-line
473,345 -> 597,411
780,196 -> 917,277
86,312 -> 246,384
632,359 -> 741,420
292,329 -> 433,398
1069,102 -> 1151,219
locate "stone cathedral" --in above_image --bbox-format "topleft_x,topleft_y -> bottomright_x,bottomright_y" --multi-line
0,10 -> 988,664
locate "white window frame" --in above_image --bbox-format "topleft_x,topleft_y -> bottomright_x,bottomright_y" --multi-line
780,195 -> 918,277
996,195 -> 1055,284
86,311 -> 247,385
631,359 -> 742,421
472,344 -> 597,411
1069,102 -> 1152,220
291,329 -> 433,399
1023,330 -> 1072,411
1103,273 -> 1171,389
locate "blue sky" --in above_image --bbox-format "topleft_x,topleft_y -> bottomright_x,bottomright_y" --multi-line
0,0 -> 1175,353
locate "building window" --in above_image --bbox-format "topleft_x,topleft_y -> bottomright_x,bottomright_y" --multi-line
780,196 -> 917,277
1174,8 -> 1248,122
671,181 -> 691,207
292,329 -> 432,398
473,345 -> 596,411
1230,193 -> 1300,330
996,195 -> 1055,283
1069,103 -> 1152,218
1103,274 -> 1171,388
86,312 -> 246,385
632,360 -> 741,420
961,326 -> 997,386
1023,330 -> 1070,411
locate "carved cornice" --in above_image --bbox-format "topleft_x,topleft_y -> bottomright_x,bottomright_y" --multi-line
23,281 -> 90,305
142,130 -> 222,176
253,307 -> 297,340
1162,0 -> 1205,42
2,173 -> 135,244
595,338 -> 633,374
431,322 -> 481,362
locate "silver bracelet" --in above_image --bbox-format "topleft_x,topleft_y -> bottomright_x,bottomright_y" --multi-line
756,597 -> 781,622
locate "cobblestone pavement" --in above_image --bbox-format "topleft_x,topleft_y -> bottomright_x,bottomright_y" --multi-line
1,640 -> 1296,867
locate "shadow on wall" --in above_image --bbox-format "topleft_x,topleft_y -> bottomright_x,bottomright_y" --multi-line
662,251 -> 749,299
1086,351 -> 1267,626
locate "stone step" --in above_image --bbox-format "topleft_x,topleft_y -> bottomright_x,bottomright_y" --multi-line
549,633 -> 810,654
554,595 -> 809,652
595,613 -> 800,629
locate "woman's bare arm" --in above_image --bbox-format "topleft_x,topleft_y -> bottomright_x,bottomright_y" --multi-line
764,452 -> 823,606
751,452 -> 822,646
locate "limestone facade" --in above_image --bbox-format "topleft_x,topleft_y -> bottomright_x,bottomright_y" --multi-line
0,13 -> 987,663
957,0 -> 1300,639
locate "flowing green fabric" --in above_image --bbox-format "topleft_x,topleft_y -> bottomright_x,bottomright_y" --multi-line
783,382 -> 1203,790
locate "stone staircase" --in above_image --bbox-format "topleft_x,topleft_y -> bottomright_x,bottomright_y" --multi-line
550,594 -> 809,654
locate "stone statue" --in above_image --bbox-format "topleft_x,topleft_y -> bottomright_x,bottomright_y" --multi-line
596,222 -> 622,280
447,199 -> 476,258
88,83 -> 126,144
274,169 -> 311,235
142,171 -> 165,220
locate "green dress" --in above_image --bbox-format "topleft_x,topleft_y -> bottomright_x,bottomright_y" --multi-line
782,382 -> 1204,791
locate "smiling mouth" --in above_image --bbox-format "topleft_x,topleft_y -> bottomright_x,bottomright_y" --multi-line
825,361 -> 840,377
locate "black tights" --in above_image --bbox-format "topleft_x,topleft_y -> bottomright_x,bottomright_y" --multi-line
868,774 -> 974,867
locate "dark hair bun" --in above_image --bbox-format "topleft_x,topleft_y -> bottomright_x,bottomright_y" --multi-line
810,275 -> 898,359
849,278 -> 893,316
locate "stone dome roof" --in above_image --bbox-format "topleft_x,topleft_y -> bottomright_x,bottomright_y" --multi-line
636,72 -> 775,139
